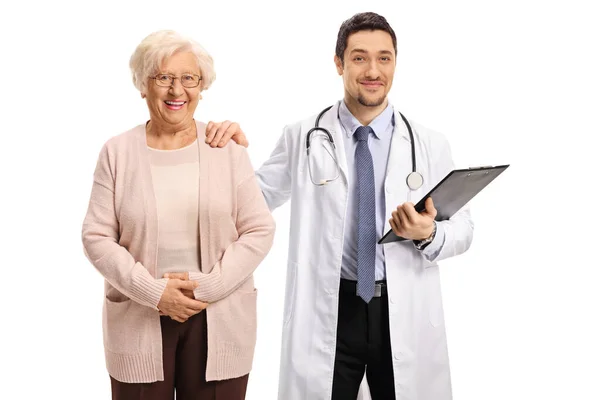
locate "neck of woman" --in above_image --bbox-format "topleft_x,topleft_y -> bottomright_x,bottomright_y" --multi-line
146,119 -> 197,150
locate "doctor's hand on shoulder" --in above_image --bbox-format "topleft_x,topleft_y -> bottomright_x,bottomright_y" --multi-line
390,197 -> 438,241
205,120 -> 248,148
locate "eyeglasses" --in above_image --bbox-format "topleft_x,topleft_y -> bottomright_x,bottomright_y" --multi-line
151,73 -> 202,88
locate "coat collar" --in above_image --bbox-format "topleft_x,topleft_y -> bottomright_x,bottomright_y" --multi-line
338,99 -> 395,141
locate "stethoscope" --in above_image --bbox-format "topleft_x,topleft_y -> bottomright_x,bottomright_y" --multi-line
306,105 -> 424,190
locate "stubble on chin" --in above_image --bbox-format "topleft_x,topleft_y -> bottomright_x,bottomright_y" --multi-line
357,93 -> 386,107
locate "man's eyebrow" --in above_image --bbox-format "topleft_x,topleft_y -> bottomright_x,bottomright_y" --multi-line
349,49 -> 394,55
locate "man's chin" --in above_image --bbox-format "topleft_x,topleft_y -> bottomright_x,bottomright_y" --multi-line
357,94 -> 386,107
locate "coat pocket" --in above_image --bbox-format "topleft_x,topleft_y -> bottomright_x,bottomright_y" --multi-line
103,297 -> 154,354
212,288 -> 258,349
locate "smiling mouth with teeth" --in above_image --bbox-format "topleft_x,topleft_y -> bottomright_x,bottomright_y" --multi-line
165,101 -> 186,106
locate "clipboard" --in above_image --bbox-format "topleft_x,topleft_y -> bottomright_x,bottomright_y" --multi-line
378,164 -> 510,244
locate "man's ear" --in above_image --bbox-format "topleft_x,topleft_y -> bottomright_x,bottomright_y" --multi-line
334,55 -> 344,76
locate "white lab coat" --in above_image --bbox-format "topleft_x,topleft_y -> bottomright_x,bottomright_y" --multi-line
255,101 -> 474,400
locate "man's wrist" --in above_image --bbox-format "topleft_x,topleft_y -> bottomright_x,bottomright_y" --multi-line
414,221 -> 437,250
424,223 -> 436,240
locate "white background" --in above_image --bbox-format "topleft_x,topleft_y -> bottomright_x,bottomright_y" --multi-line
1,0 -> 599,399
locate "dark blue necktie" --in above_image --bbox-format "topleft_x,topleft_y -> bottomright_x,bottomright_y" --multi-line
355,126 -> 376,303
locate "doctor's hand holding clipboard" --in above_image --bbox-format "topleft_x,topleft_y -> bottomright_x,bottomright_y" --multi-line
389,197 -> 438,242
379,164 -> 509,246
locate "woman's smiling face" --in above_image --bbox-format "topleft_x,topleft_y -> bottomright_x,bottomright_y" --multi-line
144,51 -> 203,130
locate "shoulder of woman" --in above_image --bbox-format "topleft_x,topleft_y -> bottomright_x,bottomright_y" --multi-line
101,124 -> 145,153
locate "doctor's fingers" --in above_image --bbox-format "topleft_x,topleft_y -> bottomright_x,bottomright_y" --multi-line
213,121 -> 238,147
205,121 -> 219,142
400,202 -> 419,223
423,197 -> 438,218
397,206 -> 413,228
390,211 -> 407,234
389,216 -> 402,235
390,210 -> 402,226
205,120 -> 230,146
223,122 -> 248,147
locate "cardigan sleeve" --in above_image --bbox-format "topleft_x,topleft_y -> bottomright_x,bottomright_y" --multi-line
188,147 -> 276,303
82,144 -> 168,309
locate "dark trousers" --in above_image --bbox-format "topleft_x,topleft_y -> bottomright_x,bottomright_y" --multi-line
332,279 -> 395,400
110,312 -> 249,400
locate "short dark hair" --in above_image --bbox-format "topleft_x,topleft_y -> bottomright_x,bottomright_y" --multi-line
335,12 -> 397,64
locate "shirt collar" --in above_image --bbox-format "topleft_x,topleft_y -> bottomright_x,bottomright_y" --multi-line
338,99 -> 395,140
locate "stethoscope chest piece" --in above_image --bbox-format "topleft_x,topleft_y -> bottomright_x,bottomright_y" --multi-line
406,171 -> 424,190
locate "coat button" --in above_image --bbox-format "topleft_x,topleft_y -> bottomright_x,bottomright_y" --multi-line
394,352 -> 402,360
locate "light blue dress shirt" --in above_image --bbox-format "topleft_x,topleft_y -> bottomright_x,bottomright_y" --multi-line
339,100 -> 394,281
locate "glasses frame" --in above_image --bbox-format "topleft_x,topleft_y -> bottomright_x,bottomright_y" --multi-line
150,73 -> 203,88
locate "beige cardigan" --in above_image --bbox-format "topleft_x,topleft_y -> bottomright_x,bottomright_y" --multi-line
82,121 -> 275,383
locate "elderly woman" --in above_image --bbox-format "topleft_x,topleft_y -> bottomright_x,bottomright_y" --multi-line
81,30 -> 275,400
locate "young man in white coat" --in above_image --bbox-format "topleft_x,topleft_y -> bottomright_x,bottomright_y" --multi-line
205,12 -> 474,400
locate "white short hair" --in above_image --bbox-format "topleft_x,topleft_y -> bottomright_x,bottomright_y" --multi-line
129,30 -> 216,94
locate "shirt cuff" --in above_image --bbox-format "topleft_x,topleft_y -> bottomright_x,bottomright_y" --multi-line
418,222 -> 446,259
